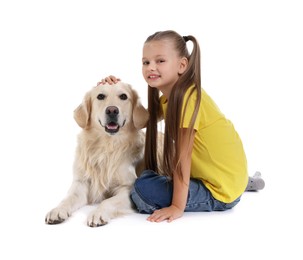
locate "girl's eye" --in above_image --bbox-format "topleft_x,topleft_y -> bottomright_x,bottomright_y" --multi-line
157,59 -> 165,63
119,94 -> 128,100
142,61 -> 149,65
97,93 -> 106,100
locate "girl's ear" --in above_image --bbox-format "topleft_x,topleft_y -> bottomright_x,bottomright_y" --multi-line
73,92 -> 91,129
178,57 -> 188,74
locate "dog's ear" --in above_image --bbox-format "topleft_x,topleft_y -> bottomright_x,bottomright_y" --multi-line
73,92 -> 91,128
132,89 -> 149,129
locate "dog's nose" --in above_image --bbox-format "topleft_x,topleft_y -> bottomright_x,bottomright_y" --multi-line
106,106 -> 119,117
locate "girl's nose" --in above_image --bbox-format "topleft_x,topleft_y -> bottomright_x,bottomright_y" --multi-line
147,62 -> 156,71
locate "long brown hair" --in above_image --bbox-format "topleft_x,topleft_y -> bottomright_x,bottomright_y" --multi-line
144,30 -> 201,180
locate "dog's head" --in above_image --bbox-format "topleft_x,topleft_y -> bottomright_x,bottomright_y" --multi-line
73,82 -> 149,135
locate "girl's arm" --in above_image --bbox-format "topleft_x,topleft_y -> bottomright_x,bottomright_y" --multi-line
147,128 -> 195,223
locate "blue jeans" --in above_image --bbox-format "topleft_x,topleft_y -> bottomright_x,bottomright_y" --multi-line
130,170 -> 241,214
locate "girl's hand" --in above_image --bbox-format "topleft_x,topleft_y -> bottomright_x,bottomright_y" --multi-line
147,205 -> 183,223
97,75 -> 121,85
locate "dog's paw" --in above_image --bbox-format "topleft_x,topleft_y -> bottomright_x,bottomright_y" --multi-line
45,207 -> 70,225
87,211 -> 109,227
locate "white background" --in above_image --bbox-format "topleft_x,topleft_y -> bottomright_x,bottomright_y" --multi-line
0,0 -> 302,259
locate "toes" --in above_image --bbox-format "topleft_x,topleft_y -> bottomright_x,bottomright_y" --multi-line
87,215 -> 108,227
45,209 -> 70,224
87,219 -> 108,227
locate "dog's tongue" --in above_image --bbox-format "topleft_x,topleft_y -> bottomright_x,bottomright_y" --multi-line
107,122 -> 118,130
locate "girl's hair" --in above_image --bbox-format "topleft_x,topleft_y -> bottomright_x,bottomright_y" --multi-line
144,30 -> 202,180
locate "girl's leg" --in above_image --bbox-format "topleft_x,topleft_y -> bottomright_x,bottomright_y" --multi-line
130,170 -> 172,214
186,178 -> 241,211
130,170 -> 240,213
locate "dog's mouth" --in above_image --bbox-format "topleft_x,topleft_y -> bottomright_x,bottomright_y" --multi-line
105,122 -> 120,134
99,119 -> 126,135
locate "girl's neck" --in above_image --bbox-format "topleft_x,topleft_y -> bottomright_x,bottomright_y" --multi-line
161,89 -> 170,99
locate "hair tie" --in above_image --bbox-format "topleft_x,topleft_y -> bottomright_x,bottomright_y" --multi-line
183,36 -> 189,42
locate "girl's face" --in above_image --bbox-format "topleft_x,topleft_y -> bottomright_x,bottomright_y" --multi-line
142,40 -> 188,97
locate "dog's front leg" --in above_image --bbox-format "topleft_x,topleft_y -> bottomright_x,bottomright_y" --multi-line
45,180 -> 88,224
87,186 -> 134,227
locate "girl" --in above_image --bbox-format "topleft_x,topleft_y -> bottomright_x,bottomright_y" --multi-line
101,30 -> 264,223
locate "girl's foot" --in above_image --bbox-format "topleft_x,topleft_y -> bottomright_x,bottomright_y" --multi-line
245,171 -> 265,191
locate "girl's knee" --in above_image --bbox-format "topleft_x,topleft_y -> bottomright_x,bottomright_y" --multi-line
132,171 -> 173,209
130,186 -> 155,214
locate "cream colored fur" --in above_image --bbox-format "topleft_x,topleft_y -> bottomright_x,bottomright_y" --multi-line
45,82 -> 149,227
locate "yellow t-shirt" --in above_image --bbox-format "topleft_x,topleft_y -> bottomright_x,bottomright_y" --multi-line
160,87 -> 248,203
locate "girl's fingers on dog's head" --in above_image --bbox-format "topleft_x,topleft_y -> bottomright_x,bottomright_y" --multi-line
106,76 -> 121,84
113,77 -> 121,83
97,76 -> 121,86
105,77 -> 113,84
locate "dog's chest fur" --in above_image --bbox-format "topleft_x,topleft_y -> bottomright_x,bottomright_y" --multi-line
75,129 -> 144,201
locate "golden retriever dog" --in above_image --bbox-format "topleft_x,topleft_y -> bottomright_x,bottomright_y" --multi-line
45,82 -> 149,227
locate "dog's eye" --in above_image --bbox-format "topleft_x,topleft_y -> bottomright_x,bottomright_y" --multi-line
119,94 -> 128,100
97,94 -> 106,100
